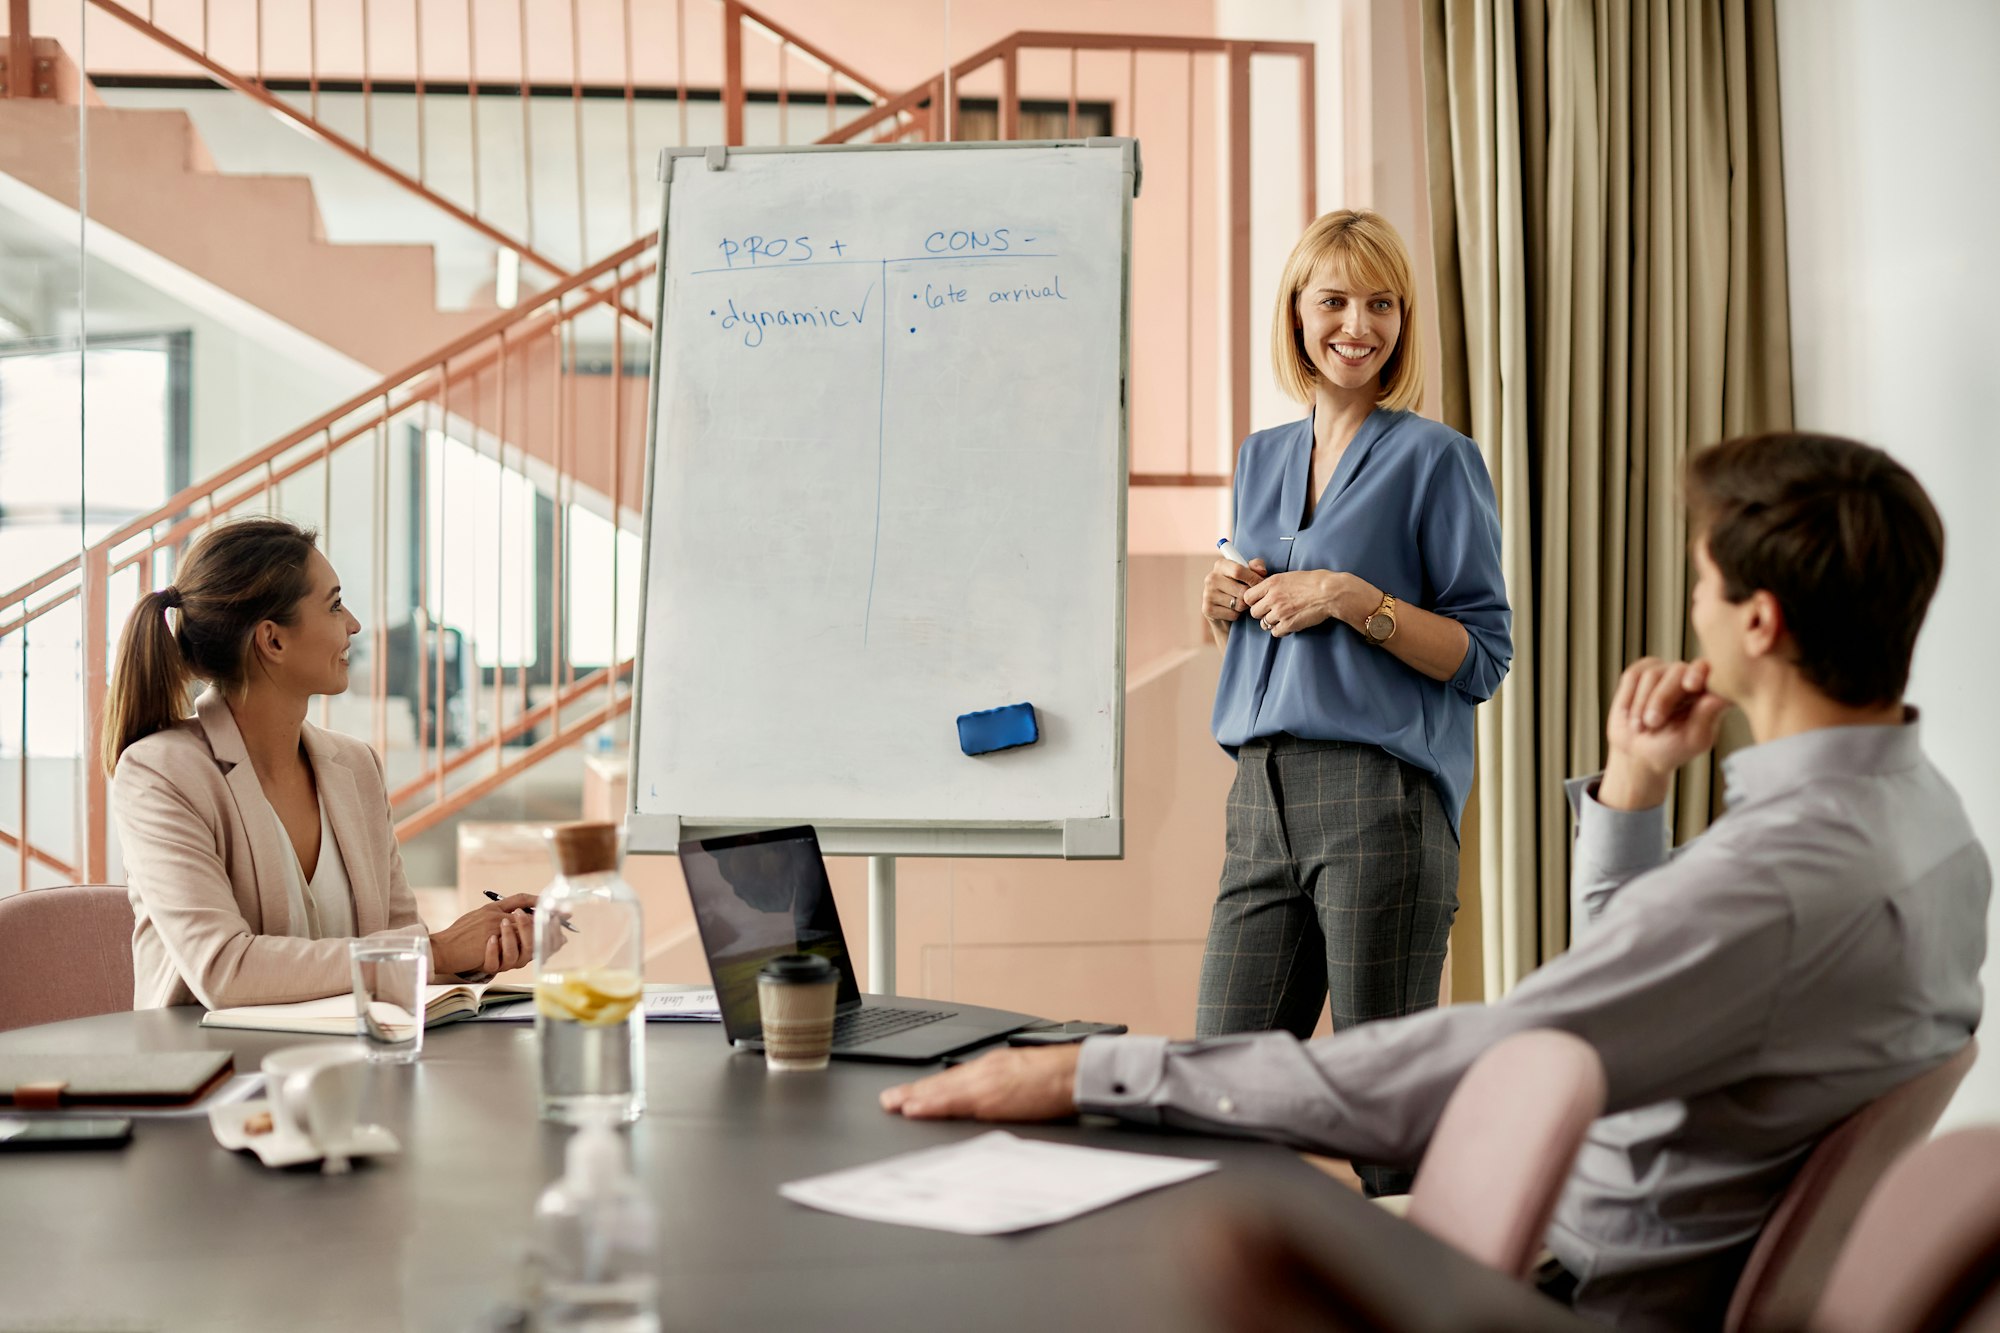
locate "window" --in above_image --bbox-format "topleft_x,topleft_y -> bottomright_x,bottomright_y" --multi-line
0,332 -> 190,759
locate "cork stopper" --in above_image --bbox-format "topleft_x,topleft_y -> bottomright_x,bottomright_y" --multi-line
544,821 -> 619,876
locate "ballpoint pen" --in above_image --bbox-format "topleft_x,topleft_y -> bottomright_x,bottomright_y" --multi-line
486,889 -> 579,932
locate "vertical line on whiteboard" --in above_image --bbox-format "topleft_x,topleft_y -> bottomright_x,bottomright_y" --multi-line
864,259 -> 888,644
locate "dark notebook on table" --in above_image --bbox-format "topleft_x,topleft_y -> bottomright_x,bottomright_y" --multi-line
0,1051 -> 234,1109
677,825 -> 1036,1064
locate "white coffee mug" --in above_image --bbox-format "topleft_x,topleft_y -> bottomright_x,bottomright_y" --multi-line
263,1044 -> 369,1173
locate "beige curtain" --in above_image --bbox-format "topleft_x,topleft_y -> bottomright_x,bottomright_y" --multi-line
1423,0 -> 1794,998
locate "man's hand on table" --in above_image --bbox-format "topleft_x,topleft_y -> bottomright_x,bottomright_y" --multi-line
880,1044 -> 1083,1121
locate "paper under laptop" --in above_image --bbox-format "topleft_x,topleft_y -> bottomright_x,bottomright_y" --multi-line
468,984 -> 721,1022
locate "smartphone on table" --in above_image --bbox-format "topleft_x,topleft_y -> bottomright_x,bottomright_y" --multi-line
0,1117 -> 134,1151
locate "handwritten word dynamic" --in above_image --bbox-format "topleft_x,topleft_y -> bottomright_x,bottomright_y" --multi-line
711,284 -> 876,347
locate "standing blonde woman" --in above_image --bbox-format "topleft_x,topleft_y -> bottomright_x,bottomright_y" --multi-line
106,517 -> 539,1010
1197,210 -> 1512,1194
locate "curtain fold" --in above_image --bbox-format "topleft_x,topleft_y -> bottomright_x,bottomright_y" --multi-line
1422,0 -> 1794,996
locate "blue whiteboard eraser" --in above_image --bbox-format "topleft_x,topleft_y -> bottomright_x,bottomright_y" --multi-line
957,703 -> 1039,756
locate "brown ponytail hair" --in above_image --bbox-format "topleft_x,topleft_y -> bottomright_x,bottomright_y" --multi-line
102,517 -> 321,775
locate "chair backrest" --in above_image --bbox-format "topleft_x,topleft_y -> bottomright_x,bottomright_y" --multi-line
1812,1125 -> 2000,1333
1724,1040 -> 1981,1333
1405,1028 -> 1608,1277
0,885 -> 135,1033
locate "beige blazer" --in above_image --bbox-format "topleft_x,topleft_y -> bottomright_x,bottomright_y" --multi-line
112,689 -> 426,1010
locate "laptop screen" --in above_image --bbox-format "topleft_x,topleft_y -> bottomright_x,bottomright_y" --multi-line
677,825 -> 864,1039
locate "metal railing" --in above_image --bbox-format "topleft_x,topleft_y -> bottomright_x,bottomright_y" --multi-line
1,12 -> 1318,888
40,0 -> 899,287
1,237 -> 653,888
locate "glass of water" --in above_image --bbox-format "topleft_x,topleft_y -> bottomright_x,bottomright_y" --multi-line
349,934 -> 430,1064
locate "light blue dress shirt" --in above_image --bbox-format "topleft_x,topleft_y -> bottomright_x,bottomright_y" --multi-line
1212,409 -> 1511,834
1075,716 -> 1990,1330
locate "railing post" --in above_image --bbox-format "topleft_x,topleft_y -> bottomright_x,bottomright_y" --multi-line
1227,41 -> 1252,449
723,1 -> 744,146
1298,48 -> 1318,222
6,0 -> 31,99
1000,45 -> 1019,140
81,542 -> 110,883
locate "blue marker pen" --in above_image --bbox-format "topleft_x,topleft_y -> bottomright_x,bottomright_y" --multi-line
1216,538 -> 1253,567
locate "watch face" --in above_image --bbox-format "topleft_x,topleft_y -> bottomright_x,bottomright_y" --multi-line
1368,614 -> 1394,641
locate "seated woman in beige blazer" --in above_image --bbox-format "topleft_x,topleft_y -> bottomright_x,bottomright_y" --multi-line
105,517 -> 540,1010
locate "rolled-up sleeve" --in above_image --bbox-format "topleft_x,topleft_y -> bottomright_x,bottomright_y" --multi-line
1423,437 -> 1511,704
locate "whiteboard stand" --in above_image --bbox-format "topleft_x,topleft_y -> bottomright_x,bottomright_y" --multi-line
869,855 -> 896,993
627,138 -> 1140,999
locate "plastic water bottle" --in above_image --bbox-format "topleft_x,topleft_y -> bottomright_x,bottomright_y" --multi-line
536,822 -> 646,1124
532,1118 -> 660,1333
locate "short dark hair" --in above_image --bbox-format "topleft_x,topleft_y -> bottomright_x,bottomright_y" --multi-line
1686,433 -> 1943,708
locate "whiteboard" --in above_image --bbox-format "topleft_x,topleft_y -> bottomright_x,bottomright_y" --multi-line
627,140 -> 1138,858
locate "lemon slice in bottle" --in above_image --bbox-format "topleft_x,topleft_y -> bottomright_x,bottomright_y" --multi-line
535,968 -> 642,1026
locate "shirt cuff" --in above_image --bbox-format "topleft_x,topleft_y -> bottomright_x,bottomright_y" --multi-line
1566,772 -> 1670,877
1448,638 -> 1480,694
1074,1034 -> 1171,1113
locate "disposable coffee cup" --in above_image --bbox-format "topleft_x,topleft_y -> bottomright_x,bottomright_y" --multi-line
757,954 -> 839,1071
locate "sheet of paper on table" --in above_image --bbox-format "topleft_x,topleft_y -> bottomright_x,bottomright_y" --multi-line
779,1130 -> 1219,1235
467,984 -> 720,1022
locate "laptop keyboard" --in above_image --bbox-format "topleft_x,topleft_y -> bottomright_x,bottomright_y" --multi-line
831,1006 -> 958,1048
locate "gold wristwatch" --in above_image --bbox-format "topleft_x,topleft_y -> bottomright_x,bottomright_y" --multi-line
1363,593 -> 1399,646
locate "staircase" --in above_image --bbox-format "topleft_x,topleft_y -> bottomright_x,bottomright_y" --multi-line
0,97 -> 494,372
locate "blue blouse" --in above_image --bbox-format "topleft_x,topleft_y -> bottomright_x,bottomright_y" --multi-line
1212,409 -> 1511,835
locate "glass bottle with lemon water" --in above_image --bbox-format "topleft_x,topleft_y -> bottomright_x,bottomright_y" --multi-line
536,822 -> 645,1124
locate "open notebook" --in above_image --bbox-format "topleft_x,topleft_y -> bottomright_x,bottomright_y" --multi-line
198,982 -> 533,1035
198,984 -> 720,1034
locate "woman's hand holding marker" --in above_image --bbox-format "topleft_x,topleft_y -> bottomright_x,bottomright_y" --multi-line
1204,538 -> 1268,646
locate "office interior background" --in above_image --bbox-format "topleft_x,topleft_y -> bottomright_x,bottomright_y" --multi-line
2,0 -> 1995,1126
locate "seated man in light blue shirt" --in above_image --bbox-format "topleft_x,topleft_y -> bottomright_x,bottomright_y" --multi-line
881,432 -> 1989,1331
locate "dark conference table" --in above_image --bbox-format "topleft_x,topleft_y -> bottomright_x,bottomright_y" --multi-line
0,1009 -> 1592,1332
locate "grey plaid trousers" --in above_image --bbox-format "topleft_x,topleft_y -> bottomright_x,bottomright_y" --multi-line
1194,734 -> 1459,1195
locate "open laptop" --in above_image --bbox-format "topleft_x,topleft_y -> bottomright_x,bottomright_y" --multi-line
677,824 -> 1038,1063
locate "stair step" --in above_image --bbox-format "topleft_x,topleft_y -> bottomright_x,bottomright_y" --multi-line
178,172 -> 326,244
0,97 -> 462,370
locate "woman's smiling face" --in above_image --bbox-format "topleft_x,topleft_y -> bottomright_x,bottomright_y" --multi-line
277,548 -> 361,697
1295,261 -> 1404,398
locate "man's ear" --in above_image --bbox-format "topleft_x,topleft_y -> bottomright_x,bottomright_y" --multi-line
1742,589 -> 1786,660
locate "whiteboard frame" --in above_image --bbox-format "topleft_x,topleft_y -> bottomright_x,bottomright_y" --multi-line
625,138 -> 1141,860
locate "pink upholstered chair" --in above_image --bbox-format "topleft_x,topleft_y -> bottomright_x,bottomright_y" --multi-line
1810,1125 -> 2000,1333
0,885 -> 135,1032
1404,1029 -> 1608,1277
1724,1040 -> 1980,1333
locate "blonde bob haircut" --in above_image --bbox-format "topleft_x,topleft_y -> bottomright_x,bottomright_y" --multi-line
1269,209 -> 1425,413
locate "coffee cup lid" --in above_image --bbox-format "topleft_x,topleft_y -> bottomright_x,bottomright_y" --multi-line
759,953 -> 836,984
